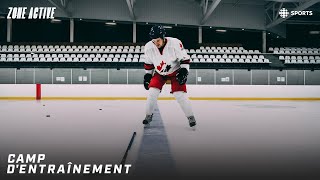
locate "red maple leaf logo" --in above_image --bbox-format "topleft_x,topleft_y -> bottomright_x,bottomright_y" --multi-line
157,61 -> 166,71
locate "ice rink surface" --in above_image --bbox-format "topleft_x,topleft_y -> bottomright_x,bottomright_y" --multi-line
1,100 -> 320,179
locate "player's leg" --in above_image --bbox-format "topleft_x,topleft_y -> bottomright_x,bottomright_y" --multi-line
143,73 -> 166,124
172,91 -> 196,127
143,88 -> 160,124
171,77 -> 197,127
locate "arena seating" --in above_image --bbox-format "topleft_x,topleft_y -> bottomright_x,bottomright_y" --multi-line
0,45 -> 144,53
269,47 -> 320,64
279,55 -> 320,64
0,45 -> 270,64
187,46 -> 270,64
269,47 -> 320,54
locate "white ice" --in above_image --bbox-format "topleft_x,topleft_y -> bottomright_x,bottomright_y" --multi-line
1,100 -> 320,176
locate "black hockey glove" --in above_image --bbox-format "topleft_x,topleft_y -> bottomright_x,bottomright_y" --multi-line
144,73 -> 152,90
176,68 -> 188,85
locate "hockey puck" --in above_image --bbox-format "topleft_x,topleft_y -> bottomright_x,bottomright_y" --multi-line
43,105 -> 45,106
46,115 -> 50,117
99,109 -> 102,110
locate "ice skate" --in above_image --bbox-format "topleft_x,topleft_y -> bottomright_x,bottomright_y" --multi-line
187,116 -> 196,128
142,114 -> 153,125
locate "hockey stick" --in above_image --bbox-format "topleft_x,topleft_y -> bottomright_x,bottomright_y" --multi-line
120,131 -> 137,165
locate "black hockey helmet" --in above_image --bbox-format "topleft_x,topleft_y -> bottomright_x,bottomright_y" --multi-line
149,25 -> 166,40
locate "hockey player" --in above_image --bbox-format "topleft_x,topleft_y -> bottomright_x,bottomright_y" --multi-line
142,25 -> 196,127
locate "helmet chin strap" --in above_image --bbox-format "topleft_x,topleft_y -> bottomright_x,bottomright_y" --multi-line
162,37 -> 166,43
160,38 -> 167,48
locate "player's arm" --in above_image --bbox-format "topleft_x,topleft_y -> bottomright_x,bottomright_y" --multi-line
174,40 -> 190,85
143,52 -> 154,90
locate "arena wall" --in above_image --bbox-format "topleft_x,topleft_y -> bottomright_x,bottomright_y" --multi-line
1,84 -> 320,100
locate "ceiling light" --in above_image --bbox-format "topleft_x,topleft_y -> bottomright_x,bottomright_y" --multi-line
309,31 -> 320,35
105,22 -> 117,25
216,29 -> 227,33
51,19 -> 61,23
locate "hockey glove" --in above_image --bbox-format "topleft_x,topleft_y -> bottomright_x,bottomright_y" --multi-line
144,73 -> 152,90
176,68 -> 188,85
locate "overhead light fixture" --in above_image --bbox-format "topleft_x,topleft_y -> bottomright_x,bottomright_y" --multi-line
309,31 -> 320,35
51,19 -> 61,23
163,26 -> 172,29
105,22 -> 117,25
216,29 -> 227,33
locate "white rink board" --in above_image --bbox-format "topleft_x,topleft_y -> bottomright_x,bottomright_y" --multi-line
0,84 -> 320,98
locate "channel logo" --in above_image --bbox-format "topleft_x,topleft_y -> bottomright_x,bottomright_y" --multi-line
279,8 -> 313,18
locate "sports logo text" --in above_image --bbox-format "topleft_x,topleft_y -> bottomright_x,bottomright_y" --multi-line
279,8 -> 313,18
7,7 -> 56,19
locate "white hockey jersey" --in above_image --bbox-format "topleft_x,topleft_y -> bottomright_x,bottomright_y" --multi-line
144,37 -> 190,76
